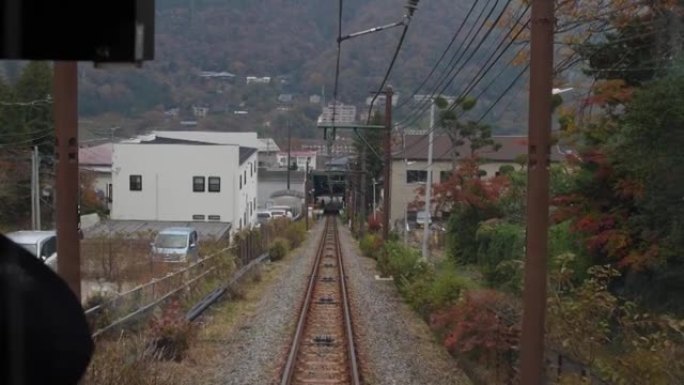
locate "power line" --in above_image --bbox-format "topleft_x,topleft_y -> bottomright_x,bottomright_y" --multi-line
330,0 -> 344,144
396,0 -> 498,124
410,63 -> 529,171
365,23 -> 411,124
396,0 -> 511,128
394,0 -> 480,110
399,15 -> 530,157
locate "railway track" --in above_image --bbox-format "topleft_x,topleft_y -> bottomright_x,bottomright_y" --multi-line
280,215 -> 361,385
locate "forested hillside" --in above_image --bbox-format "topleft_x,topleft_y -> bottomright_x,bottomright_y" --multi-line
66,0 -> 530,138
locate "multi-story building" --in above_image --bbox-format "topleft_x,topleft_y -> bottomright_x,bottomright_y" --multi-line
111,136 -> 258,234
318,103 -> 357,124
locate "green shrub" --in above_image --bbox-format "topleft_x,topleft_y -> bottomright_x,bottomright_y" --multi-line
359,233 -> 382,259
269,237 -> 290,261
378,241 -> 426,280
475,221 -> 524,291
285,221 -> 306,248
428,261 -> 477,309
399,261 -> 477,317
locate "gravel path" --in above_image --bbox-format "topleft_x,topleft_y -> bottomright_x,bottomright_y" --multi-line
338,222 -> 472,385
204,220 -> 325,385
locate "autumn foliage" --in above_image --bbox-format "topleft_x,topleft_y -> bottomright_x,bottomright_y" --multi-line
430,289 -> 520,370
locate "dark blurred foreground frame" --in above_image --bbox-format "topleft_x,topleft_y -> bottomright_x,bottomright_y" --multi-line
0,234 -> 94,385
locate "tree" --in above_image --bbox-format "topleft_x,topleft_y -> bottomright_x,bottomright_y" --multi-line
439,96 -> 500,169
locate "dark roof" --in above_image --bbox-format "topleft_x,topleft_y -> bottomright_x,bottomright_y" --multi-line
239,147 -> 258,164
141,137 -> 216,145
394,135 -> 564,162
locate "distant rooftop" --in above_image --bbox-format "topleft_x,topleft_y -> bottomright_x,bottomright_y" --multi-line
80,143 -> 113,166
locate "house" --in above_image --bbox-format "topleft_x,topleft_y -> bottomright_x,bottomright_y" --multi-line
246,76 -> 271,84
79,143 -> 113,209
278,94 -> 294,103
389,134 -> 564,227
309,94 -> 321,104
192,106 -> 209,118
275,151 -> 317,171
111,136 -> 258,234
257,138 -> 281,168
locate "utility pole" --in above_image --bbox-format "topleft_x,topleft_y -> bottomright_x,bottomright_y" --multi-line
382,87 -> 393,243
422,100 -> 435,261
54,62 -> 81,300
31,146 -> 36,230
305,158 -> 310,230
287,121 -> 291,190
34,146 -> 41,230
359,147 -> 367,237
519,0 -> 554,384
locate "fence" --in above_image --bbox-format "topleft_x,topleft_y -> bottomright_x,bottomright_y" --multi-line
84,247 -> 234,337
83,217 -> 307,338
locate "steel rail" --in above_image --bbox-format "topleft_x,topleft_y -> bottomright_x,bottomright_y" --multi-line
280,216 -> 360,385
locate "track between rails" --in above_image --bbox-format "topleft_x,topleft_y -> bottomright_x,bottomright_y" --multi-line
279,216 -> 361,385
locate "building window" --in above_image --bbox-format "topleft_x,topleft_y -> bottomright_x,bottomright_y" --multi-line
406,170 -> 427,184
239,175 -> 242,189
244,170 -> 247,182
208,215 -> 220,221
107,183 -> 113,202
193,176 -> 205,192
439,170 -> 453,183
208,177 -> 220,192
250,163 -> 253,177
129,175 -> 142,191
192,214 -> 205,220
239,218 -> 242,230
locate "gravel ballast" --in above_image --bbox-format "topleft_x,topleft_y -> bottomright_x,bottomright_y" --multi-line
191,218 -> 470,385
201,220 -> 325,385
338,223 -> 472,385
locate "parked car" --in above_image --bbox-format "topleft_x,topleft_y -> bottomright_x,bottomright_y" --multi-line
270,205 -> 294,219
150,227 -> 199,263
416,211 -> 433,228
255,210 -> 273,227
269,209 -> 288,219
5,230 -> 58,271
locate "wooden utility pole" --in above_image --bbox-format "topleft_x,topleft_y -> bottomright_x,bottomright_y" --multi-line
382,87 -> 393,243
287,122 -> 292,190
305,159 -> 310,230
54,62 -> 81,300
519,1 -> 554,384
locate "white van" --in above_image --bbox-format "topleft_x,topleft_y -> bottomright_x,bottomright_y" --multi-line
150,227 -> 199,263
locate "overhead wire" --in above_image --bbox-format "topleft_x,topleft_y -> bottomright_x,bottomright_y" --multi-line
365,22 -> 411,124
394,0 -> 481,110
396,0 -> 514,129
395,0 -> 499,125
401,1 -> 650,158
397,0 -> 526,155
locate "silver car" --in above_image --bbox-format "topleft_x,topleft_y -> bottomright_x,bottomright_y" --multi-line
6,230 -> 58,271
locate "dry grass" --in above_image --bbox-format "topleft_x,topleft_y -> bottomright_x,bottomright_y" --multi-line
82,250 -> 288,385
82,221 -> 309,384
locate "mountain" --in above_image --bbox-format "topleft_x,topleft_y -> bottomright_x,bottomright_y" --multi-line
73,0 -> 531,138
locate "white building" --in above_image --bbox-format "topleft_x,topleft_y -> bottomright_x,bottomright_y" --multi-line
275,151 -> 317,171
318,103 -> 357,124
111,136 -> 258,234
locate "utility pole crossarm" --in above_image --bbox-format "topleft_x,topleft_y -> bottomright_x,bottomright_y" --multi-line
338,19 -> 406,42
